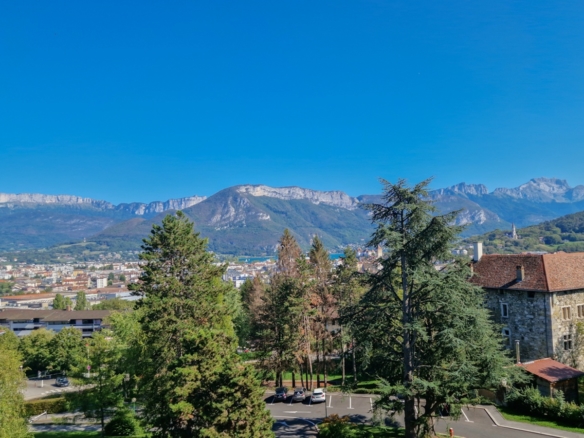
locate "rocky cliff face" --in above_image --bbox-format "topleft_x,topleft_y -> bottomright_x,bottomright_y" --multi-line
431,183 -> 489,197
492,178 -> 584,202
0,193 -> 206,216
236,185 -> 360,210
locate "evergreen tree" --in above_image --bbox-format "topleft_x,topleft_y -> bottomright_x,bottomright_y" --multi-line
276,229 -> 301,278
53,293 -> 66,310
132,212 -> 273,437
334,247 -> 366,385
70,330 -> 125,437
75,291 -> 89,310
0,334 -> 30,438
308,236 -> 333,387
353,179 -> 519,438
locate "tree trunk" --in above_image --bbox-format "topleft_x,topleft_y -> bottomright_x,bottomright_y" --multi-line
316,344 -> 321,388
308,354 -> 313,391
352,336 -> 357,383
401,243 -> 416,438
292,371 -> 296,388
300,362 -> 305,389
322,337 -> 327,388
341,324 -> 346,386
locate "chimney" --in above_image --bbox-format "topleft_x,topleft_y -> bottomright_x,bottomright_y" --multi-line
515,340 -> 521,364
516,265 -> 525,282
66,305 -> 71,312
377,245 -> 383,259
473,242 -> 483,262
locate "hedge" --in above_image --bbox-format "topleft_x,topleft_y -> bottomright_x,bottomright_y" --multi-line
25,397 -> 69,416
506,387 -> 584,427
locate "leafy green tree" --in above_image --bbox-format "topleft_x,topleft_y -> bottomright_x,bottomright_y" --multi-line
64,296 -> 73,309
70,330 -> 125,437
352,179 -> 519,438
132,212 -> 273,437
48,327 -> 85,374
92,298 -> 134,311
0,334 -> 30,438
53,293 -> 66,310
119,274 -> 126,282
18,328 -> 55,373
107,273 -> 115,281
75,291 -> 89,310
0,281 -> 14,297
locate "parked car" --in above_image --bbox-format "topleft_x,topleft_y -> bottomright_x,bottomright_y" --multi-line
311,388 -> 326,403
274,387 -> 289,402
292,388 -> 306,402
55,377 -> 69,387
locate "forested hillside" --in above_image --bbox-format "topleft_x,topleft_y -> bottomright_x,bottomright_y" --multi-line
467,211 -> 584,254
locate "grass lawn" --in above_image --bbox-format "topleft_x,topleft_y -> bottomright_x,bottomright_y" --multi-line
498,406 -> 584,435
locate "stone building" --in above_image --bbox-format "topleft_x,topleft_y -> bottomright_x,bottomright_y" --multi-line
471,246 -> 584,367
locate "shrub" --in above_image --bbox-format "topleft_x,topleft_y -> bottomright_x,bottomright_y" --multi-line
24,397 -> 68,416
103,409 -> 142,437
319,414 -> 355,437
506,387 -> 584,427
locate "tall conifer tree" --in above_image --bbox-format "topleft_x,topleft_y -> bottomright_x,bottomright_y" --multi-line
352,179 -> 518,438
133,212 -> 273,437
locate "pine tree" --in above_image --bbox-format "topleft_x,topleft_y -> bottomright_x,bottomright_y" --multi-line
353,179 -> 520,438
308,236 -> 333,388
334,247 -> 366,385
276,229 -> 301,278
132,212 -> 273,437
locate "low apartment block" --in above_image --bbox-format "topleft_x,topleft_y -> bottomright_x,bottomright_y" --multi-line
0,309 -> 111,337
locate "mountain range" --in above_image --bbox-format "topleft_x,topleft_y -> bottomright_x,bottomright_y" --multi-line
2,177 -> 584,256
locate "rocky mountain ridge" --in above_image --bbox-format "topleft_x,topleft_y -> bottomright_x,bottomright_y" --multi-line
3,177 -> 584,254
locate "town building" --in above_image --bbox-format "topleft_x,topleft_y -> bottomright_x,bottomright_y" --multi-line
471,243 -> 584,366
0,309 -> 111,337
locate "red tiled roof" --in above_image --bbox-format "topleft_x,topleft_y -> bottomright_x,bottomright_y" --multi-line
471,252 -> 584,292
518,358 -> 584,383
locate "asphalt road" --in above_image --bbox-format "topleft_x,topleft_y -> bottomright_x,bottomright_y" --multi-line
265,392 -> 582,438
24,378 -> 79,400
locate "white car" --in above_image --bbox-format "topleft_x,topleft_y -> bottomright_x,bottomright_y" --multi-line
311,388 -> 326,403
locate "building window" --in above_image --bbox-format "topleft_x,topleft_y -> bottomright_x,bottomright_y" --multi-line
527,291 -> 535,298
578,305 -> 584,318
564,334 -> 573,351
502,328 -> 511,346
501,303 -> 509,318
562,306 -> 572,320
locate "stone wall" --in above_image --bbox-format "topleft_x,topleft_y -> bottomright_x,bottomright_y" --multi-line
484,288 -> 551,362
550,289 -> 584,367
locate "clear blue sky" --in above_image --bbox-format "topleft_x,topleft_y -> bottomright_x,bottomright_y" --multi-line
1,1 -> 584,204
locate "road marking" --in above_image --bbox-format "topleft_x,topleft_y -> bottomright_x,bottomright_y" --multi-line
284,411 -> 312,414
461,408 -> 473,423
348,396 -> 354,409
327,395 -> 333,408
270,396 -> 275,405
369,398 -> 373,411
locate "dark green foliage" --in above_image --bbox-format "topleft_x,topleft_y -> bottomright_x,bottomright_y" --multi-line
19,329 -> 54,373
103,410 -> 143,437
53,293 -> 66,310
506,387 -> 584,428
352,178 -> 520,438
133,211 -> 273,437
24,398 -> 68,416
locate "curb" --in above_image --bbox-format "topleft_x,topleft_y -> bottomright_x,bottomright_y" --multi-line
468,406 -> 572,438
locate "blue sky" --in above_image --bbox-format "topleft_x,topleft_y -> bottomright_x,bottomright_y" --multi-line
1,1 -> 584,204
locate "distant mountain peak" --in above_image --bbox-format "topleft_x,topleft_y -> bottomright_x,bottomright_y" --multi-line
431,182 -> 488,197
235,184 -> 359,210
493,177 -> 576,201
